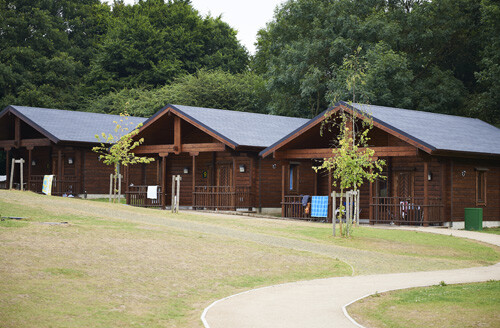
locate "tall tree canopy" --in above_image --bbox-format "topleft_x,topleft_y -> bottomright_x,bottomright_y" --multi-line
254,0 -> 498,126
0,0 -> 109,110
85,0 -> 248,94
0,0 -> 249,110
84,69 -> 269,117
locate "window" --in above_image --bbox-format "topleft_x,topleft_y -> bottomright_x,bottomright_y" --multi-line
476,169 -> 487,206
289,164 -> 299,192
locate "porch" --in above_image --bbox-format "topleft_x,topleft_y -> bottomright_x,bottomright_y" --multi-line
370,196 -> 443,225
124,184 -> 252,211
29,175 -> 80,196
282,194 -> 445,225
1,174 -> 81,197
193,186 -> 252,210
278,155 -> 448,226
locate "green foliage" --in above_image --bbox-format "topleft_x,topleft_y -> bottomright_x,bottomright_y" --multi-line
84,70 -> 270,117
85,0 -> 248,94
0,0 -> 110,110
92,111 -> 155,174
315,48 -> 385,237
255,0 -> 496,124
0,0 -> 249,111
469,0 -> 500,126
315,108 -> 385,237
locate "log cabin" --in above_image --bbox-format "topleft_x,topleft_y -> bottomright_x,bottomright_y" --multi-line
0,105 -> 147,196
127,104 -> 308,212
260,101 -> 500,228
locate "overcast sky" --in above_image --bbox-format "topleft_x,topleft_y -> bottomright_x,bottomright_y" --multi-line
108,0 -> 287,54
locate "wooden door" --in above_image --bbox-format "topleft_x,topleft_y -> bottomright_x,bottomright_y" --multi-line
394,171 -> 414,198
216,164 -> 232,187
216,163 -> 233,208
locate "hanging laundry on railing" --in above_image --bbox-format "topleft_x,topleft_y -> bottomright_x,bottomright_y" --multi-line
42,175 -> 54,195
311,196 -> 328,218
147,185 -> 158,199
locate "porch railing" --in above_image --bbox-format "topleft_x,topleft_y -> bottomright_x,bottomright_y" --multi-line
193,186 -> 251,210
29,175 -> 80,196
126,185 -> 163,208
371,196 -> 443,225
282,195 -> 311,220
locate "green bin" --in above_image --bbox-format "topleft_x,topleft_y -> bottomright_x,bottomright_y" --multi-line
464,208 -> 483,231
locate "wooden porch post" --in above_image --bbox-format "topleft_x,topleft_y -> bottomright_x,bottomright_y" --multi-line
27,147 -> 33,191
156,158 -> 161,185
369,177 -> 374,224
191,152 -> 198,208
232,156 -> 236,210
328,171 -> 332,223
125,164 -> 130,204
161,154 -> 167,209
423,160 -> 429,226
5,148 -> 10,189
440,160 -> 446,223
281,162 -> 286,218
174,116 -> 181,154
313,163 -> 318,195
211,152 -> 216,185
14,117 -> 20,148
57,149 -> 62,194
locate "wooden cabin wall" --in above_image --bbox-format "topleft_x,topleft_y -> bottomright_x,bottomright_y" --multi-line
82,149 -> 115,194
450,158 -> 500,222
257,157 -> 283,208
390,156 -> 443,199
297,162 -> 316,195
13,147 -> 52,177
166,153 -> 193,206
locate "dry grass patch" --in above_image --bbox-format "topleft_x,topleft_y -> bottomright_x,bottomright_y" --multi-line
0,192 -> 350,328
179,212 -> 500,267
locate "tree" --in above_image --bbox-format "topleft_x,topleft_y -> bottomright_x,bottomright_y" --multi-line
254,0 -> 490,122
84,70 -> 270,117
315,48 -> 385,237
0,0 -> 111,110
469,0 -> 500,127
85,0 -> 249,95
92,111 -> 154,202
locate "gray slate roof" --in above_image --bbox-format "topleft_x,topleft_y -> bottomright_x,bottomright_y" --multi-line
4,106 -> 147,143
349,102 -> 500,156
169,104 -> 309,148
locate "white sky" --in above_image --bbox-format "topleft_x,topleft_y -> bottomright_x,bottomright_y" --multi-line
108,0 -> 287,54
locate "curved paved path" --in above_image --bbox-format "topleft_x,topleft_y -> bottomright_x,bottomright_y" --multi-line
203,227 -> 500,328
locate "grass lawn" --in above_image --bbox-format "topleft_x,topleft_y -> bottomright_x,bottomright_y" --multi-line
347,281 -> 500,328
88,197 -> 126,204
0,190 -> 499,327
481,226 -> 500,235
179,212 -> 500,271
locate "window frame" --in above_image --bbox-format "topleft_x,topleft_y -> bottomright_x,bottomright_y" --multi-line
475,168 -> 488,206
288,163 -> 299,193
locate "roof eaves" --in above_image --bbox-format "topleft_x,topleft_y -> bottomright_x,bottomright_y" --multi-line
168,105 -> 239,149
259,103 -> 341,158
340,101 -> 437,154
3,105 -> 60,143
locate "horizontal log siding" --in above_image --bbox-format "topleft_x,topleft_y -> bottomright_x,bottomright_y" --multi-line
83,149 -> 115,194
451,158 -> 500,222
391,156 -> 443,200
167,153 -> 193,206
297,162 -> 316,196
258,157 -> 283,208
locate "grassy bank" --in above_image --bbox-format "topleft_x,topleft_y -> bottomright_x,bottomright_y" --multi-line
1,190 -> 499,327
348,281 -> 500,328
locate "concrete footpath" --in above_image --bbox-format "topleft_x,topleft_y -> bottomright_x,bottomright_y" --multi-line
202,227 -> 500,328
